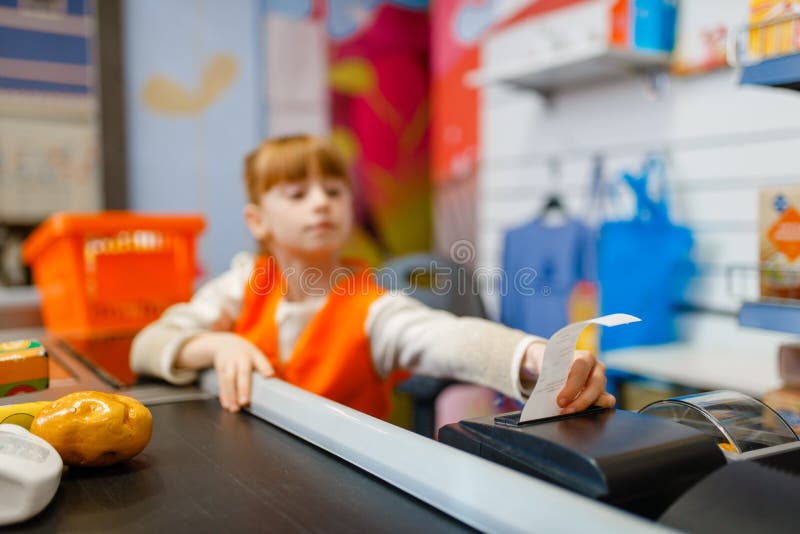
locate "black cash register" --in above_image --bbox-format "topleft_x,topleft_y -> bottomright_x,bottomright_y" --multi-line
439,390 -> 800,526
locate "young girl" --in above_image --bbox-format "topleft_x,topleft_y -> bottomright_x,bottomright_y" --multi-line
130,135 -> 615,418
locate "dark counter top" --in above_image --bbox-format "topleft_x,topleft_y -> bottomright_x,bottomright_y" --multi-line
6,399 -> 471,533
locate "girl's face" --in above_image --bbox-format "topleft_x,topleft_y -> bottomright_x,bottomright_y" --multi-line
253,175 -> 353,260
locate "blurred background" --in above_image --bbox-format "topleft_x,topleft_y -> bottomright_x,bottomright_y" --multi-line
2,0 -> 800,426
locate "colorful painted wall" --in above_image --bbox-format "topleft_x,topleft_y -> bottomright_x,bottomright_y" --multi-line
329,1 -> 432,259
125,0 -> 434,276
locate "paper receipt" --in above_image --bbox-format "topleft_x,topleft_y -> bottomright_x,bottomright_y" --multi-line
519,313 -> 641,423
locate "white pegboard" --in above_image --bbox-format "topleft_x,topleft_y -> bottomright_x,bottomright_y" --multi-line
477,59 -> 800,315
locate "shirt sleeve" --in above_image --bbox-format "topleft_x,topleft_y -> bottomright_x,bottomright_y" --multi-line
365,292 -> 546,401
129,252 -> 255,384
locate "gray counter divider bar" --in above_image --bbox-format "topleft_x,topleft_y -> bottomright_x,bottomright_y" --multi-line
200,371 -> 673,534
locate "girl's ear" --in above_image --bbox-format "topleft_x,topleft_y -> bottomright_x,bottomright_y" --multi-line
243,203 -> 270,241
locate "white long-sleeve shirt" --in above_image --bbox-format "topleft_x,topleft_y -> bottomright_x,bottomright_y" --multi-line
130,253 -> 545,401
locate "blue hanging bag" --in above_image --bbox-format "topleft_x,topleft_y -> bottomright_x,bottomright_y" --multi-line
598,156 -> 694,350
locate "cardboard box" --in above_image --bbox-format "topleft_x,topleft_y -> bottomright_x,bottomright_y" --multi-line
749,0 -> 800,59
611,0 -> 678,52
760,186 -> 800,301
0,339 -> 48,397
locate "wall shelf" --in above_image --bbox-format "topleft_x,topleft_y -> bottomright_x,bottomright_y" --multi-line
739,300 -> 800,335
729,11 -> 800,92
464,47 -> 670,94
740,53 -> 800,91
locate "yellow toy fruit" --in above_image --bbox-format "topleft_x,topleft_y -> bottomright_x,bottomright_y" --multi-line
29,391 -> 152,467
0,401 -> 51,429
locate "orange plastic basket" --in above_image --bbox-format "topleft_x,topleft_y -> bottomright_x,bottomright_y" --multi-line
22,212 -> 205,338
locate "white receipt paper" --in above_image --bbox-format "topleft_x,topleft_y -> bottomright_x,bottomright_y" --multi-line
519,313 -> 641,423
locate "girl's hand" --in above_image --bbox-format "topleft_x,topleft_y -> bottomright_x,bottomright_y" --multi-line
211,333 -> 274,412
180,332 -> 274,412
521,342 -> 616,414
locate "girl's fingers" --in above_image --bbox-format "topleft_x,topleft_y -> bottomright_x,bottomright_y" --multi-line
252,352 -> 274,378
236,360 -> 252,408
558,351 -> 594,407
217,362 -> 237,412
562,361 -> 607,414
596,392 -> 617,408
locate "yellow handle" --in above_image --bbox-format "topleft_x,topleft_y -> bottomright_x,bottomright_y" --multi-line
0,401 -> 51,429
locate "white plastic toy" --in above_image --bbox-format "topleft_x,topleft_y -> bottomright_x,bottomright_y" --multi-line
0,423 -> 62,525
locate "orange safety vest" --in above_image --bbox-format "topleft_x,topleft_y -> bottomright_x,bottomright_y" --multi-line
233,256 -> 396,419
